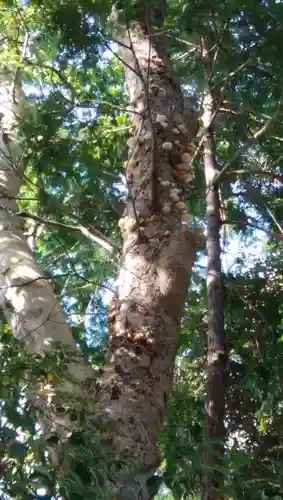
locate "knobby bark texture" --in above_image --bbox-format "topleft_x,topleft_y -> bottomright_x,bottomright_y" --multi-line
0,69 -> 94,439
93,3 -> 198,497
201,82 -> 227,499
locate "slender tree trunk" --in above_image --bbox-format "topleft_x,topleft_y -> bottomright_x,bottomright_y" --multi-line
92,3 -> 198,497
201,59 -> 227,499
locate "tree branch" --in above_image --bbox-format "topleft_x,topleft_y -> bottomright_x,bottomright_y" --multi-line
223,168 -> 283,185
224,218 -> 283,242
215,99 -> 283,184
12,209 -> 121,255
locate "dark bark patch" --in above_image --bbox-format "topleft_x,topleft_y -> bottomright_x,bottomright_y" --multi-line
135,345 -> 142,355
111,386 -> 121,400
163,392 -> 168,405
115,364 -> 125,375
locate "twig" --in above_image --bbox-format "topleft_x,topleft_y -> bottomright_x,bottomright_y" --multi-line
266,206 -> 283,235
222,168 -> 283,185
215,99 -> 283,184
7,208 -> 120,255
224,218 -> 283,242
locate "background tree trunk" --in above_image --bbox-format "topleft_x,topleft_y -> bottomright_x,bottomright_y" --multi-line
201,61 -> 227,499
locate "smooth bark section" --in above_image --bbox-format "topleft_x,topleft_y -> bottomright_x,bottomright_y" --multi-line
0,71 -> 93,426
94,4 -> 198,498
202,85 -> 227,500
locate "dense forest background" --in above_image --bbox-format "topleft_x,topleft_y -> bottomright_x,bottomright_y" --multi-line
0,0 -> 283,499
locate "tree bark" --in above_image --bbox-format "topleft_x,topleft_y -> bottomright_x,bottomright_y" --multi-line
92,3 -> 198,497
201,62 -> 227,499
0,70 -> 94,437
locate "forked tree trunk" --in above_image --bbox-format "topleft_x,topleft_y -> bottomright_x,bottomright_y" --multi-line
201,70 -> 227,499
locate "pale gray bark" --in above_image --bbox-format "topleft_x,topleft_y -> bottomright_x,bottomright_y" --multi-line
0,70 -> 93,425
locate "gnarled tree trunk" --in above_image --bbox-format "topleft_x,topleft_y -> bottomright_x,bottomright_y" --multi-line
93,3 -> 198,497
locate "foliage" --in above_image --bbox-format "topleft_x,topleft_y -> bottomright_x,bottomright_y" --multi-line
1,0 -> 283,499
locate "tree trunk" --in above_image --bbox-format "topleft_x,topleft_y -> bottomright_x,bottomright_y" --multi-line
92,3 -> 198,497
201,68 -> 227,499
0,70 -> 94,437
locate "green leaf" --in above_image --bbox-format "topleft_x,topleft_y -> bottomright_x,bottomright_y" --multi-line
8,441 -> 27,459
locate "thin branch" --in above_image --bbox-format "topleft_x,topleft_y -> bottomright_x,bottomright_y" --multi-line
215,99 -> 283,184
10,209 -> 121,255
266,154 -> 283,173
266,207 -> 283,235
102,37 -> 144,80
271,136 -> 283,143
223,168 -> 283,185
1,271 -> 115,297
224,218 -> 283,242
213,58 -> 251,90
59,89 -> 144,117
23,58 -> 76,102
24,55 -> 144,118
